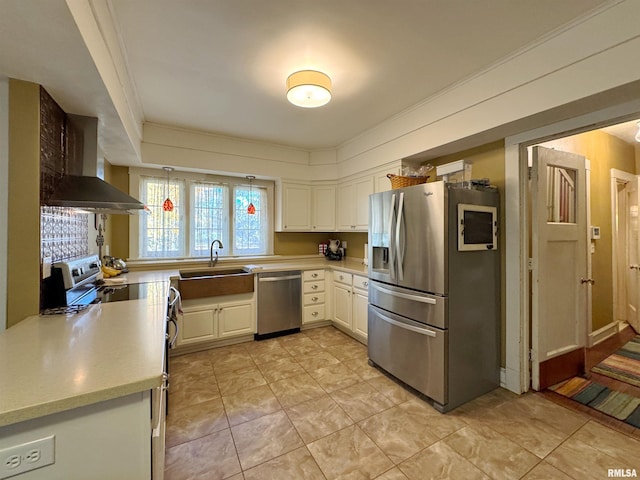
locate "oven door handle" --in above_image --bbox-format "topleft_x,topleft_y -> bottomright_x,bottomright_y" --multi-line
168,317 -> 179,348
169,286 -> 181,308
376,311 -> 437,337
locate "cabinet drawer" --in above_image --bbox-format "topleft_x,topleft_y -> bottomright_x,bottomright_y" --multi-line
303,269 -> 325,281
333,271 -> 352,286
303,304 -> 326,323
303,281 -> 325,294
304,292 -> 325,306
353,275 -> 369,292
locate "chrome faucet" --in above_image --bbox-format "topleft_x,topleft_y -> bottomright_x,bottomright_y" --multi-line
209,239 -> 224,267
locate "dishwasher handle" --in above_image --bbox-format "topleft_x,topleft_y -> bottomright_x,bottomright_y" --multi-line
259,274 -> 302,282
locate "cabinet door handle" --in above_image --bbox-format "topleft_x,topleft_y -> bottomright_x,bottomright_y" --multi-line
312,297 -> 318,301
311,285 -> 318,290
312,273 -> 318,278
312,311 -> 319,317
363,281 -> 369,287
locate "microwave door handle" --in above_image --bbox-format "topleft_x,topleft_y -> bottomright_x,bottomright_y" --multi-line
388,193 -> 397,281
396,192 -> 405,281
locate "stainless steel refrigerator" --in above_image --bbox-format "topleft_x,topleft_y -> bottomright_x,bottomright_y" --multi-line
368,181 -> 500,412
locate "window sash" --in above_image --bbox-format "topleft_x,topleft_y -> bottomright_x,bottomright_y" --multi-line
233,185 -> 268,255
140,177 -> 186,258
190,181 -> 230,256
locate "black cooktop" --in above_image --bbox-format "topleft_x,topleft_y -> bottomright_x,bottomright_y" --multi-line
97,281 -> 167,303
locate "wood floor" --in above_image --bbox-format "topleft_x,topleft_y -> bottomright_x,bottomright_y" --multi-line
540,325 -> 640,438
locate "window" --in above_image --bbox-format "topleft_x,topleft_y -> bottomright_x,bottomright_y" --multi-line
137,172 -> 273,259
234,185 -> 268,255
140,176 -> 185,258
191,182 -> 229,256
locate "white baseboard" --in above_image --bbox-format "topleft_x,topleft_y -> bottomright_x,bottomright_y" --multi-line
588,321 -> 622,347
500,367 -> 524,394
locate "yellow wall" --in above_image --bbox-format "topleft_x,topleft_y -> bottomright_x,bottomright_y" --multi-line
7,80 -> 40,327
104,163 -> 130,259
274,231 -> 367,258
541,131 -> 636,331
424,140 -> 507,365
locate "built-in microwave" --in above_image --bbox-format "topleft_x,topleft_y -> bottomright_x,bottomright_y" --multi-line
457,203 -> 498,251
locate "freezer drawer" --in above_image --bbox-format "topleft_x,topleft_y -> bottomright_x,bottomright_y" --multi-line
368,281 -> 446,329
368,304 -> 447,405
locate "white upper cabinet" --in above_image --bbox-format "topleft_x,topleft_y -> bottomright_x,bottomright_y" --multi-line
337,176 -> 373,231
311,185 -> 336,231
278,183 -> 311,231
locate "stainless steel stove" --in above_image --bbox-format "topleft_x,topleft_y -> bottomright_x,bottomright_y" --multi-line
41,254 -> 165,312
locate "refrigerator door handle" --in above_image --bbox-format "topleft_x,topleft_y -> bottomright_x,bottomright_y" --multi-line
388,193 -> 397,280
370,282 -> 437,304
396,192 -> 405,281
376,310 -> 437,337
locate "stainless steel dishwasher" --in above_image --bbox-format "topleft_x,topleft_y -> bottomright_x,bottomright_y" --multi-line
257,271 -> 302,339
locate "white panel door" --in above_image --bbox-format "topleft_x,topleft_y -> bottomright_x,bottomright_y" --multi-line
627,176 -> 640,334
531,146 -> 588,390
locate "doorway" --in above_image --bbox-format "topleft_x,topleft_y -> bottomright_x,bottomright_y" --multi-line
527,124 -> 639,392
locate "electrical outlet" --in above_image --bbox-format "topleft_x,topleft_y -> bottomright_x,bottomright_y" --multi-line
0,436 -> 55,479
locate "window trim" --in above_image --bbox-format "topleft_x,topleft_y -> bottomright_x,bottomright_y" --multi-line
129,168 -> 274,260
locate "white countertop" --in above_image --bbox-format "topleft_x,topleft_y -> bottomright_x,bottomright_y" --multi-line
0,256 -> 369,428
0,292 -> 167,427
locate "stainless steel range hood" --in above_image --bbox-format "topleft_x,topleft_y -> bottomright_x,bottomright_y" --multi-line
43,114 -> 147,215
46,175 -> 147,214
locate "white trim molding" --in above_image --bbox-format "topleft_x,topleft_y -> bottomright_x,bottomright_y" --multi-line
588,321 -> 624,347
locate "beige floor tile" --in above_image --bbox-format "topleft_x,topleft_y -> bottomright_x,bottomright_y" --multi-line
453,387 -> 520,417
443,425 -> 540,480
508,393 -> 588,435
170,368 -> 216,390
330,381 -> 395,422
231,410 -> 304,470
466,401 -> 569,458
359,403 -> 443,464
325,341 -> 367,362
256,356 -> 306,383
375,467 -> 410,480
247,340 -> 293,365
546,435 -> 638,480
213,356 -> 256,377
243,447 -> 325,480
222,384 -> 281,426
285,394 -> 354,443
308,362 -> 361,392
345,358 -> 385,381
170,352 -> 214,377
570,421 -> 640,470
166,397 -> 229,447
216,367 -> 267,396
168,374 -> 220,408
398,441 -> 490,480
367,375 -> 416,404
164,429 -> 241,480
281,336 -> 323,357
269,372 -> 326,408
300,350 -> 341,371
306,328 -> 352,348
210,345 -> 254,372
521,461 -> 574,480
308,425 -> 394,480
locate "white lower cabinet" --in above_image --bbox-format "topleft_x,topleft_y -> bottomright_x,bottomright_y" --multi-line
302,269 -> 327,325
332,271 -> 369,341
333,283 -> 352,330
178,293 -> 255,347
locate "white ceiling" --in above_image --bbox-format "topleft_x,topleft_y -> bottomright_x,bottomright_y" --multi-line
1,0 -> 637,163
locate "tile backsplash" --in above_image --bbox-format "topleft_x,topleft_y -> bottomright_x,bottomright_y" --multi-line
40,206 -> 89,262
39,87 -> 89,262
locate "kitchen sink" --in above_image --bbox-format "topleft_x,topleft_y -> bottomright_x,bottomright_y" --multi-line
179,268 -> 249,279
178,268 -> 254,299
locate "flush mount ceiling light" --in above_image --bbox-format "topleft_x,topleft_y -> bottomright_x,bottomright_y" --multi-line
286,70 -> 332,108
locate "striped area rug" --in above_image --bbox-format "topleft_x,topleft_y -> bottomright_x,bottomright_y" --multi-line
550,377 -> 640,428
592,335 -> 640,387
